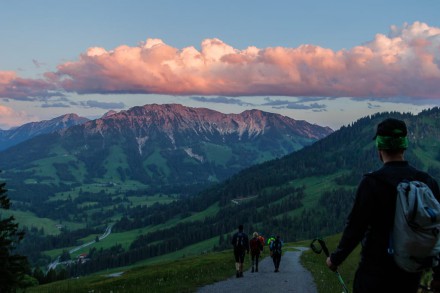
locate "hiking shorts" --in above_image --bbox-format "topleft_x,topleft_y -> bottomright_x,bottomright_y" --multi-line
234,249 -> 246,263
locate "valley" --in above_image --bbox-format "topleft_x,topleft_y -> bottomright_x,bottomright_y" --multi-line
1,106 -> 440,289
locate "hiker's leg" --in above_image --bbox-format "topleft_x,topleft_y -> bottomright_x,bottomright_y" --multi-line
255,254 -> 259,272
234,250 -> 240,277
238,251 -> 245,276
274,254 -> 281,271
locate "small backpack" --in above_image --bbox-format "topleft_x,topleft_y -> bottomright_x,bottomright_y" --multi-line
250,238 -> 262,253
271,239 -> 282,255
235,232 -> 245,249
390,180 -> 440,272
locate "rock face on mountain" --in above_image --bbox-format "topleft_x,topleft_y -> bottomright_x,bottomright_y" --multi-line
0,104 -> 332,191
0,113 -> 89,151
72,104 -> 332,152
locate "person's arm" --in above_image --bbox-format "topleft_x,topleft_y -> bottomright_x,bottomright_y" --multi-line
429,178 -> 440,292
328,176 -> 374,268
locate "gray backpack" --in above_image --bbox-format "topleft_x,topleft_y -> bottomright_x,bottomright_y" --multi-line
390,180 -> 440,272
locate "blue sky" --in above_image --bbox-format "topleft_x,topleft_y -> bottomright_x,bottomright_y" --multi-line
1,0 -> 440,130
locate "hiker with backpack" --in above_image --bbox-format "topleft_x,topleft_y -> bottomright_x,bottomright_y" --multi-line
249,232 -> 263,272
270,235 -> 283,272
231,224 -> 249,278
325,118 -> 440,293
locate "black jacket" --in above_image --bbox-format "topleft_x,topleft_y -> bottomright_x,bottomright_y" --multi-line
330,161 -> 440,271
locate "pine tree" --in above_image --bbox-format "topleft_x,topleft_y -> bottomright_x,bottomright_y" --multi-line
0,180 -> 29,292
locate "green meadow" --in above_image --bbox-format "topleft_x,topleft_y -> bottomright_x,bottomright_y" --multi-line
25,237 -> 349,293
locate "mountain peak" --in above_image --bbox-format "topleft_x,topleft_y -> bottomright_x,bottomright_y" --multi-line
81,104 -> 333,142
0,113 -> 89,151
102,110 -> 118,118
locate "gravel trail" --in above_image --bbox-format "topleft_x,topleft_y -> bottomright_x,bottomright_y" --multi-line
197,248 -> 318,293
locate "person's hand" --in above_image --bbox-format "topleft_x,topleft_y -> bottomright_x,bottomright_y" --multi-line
430,279 -> 440,292
326,257 -> 337,272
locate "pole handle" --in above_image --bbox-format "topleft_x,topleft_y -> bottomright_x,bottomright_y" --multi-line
310,238 -> 330,257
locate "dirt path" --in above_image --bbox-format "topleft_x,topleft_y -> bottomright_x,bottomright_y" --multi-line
197,248 -> 318,293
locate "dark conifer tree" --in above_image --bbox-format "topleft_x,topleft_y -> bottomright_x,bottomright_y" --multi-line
0,179 -> 29,292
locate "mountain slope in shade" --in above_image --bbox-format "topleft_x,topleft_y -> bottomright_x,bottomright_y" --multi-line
0,113 -> 89,151
0,104 -> 332,194
112,108 -> 440,268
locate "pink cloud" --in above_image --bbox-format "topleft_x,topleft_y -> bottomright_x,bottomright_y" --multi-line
0,104 -> 37,129
0,71 -> 60,100
2,22 -> 440,101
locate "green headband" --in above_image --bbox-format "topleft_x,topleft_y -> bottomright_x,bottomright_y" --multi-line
375,135 -> 408,150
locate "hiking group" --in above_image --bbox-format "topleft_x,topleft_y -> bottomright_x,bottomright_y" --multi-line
231,224 -> 283,277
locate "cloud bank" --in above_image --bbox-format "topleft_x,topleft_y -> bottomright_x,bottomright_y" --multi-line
0,105 -> 37,129
1,22 -> 440,102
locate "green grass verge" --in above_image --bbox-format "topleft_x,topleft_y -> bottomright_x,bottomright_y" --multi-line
26,250 -> 240,293
300,234 -> 359,293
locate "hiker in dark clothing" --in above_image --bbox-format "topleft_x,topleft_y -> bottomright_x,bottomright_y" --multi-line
326,118 -> 440,293
270,235 -> 283,272
249,232 -> 263,272
231,224 -> 249,278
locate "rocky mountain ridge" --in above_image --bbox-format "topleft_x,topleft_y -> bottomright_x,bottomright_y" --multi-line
0,113 -> 89,151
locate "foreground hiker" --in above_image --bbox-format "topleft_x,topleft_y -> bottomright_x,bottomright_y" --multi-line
326,118 -> 440,293
231,224 -> 249,278
270,235 -> 283,272
249,232 -> 263,272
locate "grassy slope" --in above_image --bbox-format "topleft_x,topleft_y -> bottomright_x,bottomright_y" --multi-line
29,235 -> 433,293
27,237 -> 354,293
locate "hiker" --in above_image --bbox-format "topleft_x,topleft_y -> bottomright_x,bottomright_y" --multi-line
231,224 -> 249,278
270,235 -> 283,272
325,118 -> 440,293
249,232 -> 263,272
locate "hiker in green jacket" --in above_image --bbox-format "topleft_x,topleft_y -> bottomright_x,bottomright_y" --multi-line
326,118 -> 440,293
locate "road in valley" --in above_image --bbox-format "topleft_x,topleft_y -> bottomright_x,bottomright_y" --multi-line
47,224 -> 113,271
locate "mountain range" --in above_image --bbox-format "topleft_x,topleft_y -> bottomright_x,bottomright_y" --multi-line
0,113 -> 89,151
6,106 -> 440,277
0,103 -> 332,220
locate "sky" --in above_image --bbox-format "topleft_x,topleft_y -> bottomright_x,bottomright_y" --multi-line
1,0 -> 440,130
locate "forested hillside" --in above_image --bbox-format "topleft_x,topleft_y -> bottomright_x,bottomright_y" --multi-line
44,108 -> 440,276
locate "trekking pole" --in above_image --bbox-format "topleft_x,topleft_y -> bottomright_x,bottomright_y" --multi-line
310,238 -> 350,293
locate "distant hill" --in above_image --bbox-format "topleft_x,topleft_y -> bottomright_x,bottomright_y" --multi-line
0,113 -> 89,151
